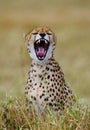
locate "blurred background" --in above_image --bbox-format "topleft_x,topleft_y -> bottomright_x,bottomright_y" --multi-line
0,0 -> 90,105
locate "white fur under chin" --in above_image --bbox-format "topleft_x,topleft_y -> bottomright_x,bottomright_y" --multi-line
27,43 -> 55,63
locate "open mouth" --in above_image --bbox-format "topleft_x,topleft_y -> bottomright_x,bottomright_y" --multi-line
34,39 -> 50,60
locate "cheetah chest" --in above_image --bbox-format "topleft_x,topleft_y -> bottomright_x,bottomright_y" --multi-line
25,59 -> 73,114
27,61 -> 63,105
29,64 -> 52,103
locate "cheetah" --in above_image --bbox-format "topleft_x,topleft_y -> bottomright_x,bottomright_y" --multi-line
24,27 -> 73,115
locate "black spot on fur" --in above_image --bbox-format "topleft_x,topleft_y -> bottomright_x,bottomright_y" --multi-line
47,75 -> 50,79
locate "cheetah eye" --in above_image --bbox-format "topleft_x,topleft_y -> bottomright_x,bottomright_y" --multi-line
32,32 -> 38,35
47,32 -> 52,35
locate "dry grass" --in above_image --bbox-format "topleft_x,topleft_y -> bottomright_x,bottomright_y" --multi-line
0,97 -> 90,130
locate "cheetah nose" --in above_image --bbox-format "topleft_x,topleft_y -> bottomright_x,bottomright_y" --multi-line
40,33 -> 46,38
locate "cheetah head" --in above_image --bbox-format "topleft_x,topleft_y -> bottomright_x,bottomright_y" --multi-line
25,27 -> 56,62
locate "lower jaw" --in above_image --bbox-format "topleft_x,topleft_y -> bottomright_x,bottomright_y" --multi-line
37,56 -> 45,61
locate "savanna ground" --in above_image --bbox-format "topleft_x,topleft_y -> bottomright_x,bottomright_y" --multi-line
0,0 -> 90,129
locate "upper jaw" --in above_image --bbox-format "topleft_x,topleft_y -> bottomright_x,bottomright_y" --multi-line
34,38 -> 50,61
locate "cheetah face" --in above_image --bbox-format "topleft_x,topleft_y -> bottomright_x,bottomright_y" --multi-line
25,27 -> 56,62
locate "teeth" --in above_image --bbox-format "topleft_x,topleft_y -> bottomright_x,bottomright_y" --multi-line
39,57 -> 44,59
36,41 -> 38,44
36,40 -> 40,44
45,40 -> 47,44
36,39 -> 48,44
38,39 -> 40,43
37,41 -> 39,43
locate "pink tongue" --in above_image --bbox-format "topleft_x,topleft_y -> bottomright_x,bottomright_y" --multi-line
37,47 -> 45,57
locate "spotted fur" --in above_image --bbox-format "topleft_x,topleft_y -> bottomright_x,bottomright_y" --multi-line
25,27 -> 73,115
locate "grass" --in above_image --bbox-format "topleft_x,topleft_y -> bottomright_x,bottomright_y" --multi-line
0,97 -> 90,130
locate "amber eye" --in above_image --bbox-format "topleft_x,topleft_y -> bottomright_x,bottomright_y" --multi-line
32,32 -> 38,35
47,32 -> 52,35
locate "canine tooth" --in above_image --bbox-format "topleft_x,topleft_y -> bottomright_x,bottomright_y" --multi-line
45,40 -> 47,44
36,41 -> 38,44
36,40 -> 40,44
